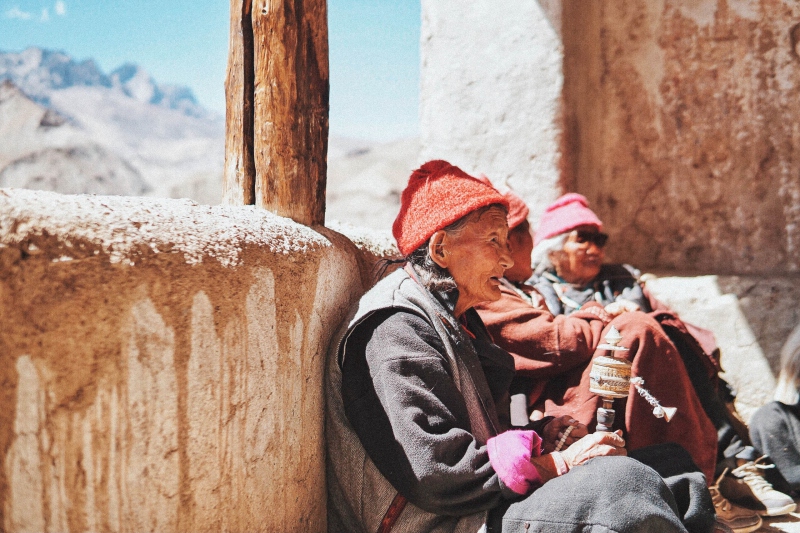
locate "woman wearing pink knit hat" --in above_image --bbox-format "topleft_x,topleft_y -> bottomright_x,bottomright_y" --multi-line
477,191 -> 793,532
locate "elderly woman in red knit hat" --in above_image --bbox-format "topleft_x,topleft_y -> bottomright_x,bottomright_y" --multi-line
477,191 -> 793,531
325,161 -> 718,533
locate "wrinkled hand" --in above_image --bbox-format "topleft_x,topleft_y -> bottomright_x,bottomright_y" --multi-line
541,415 -> 588,453
560,430 -> 627,468
604,299 -> 640,317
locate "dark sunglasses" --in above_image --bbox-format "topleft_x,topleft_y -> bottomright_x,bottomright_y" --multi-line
573,230 -> 608,248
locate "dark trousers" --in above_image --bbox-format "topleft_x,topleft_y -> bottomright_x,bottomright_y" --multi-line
487,443 -> 714,533
749,400 -> 800,494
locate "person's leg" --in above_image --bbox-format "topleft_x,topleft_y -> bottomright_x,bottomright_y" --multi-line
488,456 -> 692,533
611,313 -> 718,482
750,401 -> 800,493
629,443 -> 715,533
540,313 -> 719,482
659,322 -> 796,517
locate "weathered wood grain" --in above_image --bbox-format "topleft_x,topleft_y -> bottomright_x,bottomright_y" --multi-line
223,0 -> 256,205
251,0 -> 329,226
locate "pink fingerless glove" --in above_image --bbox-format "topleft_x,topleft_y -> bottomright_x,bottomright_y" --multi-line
487,430 -> 543,495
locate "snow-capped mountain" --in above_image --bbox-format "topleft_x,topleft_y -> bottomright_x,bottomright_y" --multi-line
0,47 -> 418,228
0,47 -> 207,118
0,47 -> 224,204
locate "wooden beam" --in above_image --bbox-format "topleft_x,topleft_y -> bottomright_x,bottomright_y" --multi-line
223,0 -> 256,205
251,0 -> 329,226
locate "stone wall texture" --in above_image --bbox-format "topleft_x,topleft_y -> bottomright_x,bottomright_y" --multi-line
421,0 -> 800,275
419,0 -> 565,219
0,189 -> 370,533
562,0 -> 800,275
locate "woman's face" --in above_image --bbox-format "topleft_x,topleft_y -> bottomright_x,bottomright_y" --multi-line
550,225 -> 606,286
504,220 -> 534,283
430,206 -> 513,316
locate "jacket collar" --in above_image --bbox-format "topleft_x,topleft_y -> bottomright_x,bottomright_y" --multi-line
405,263 -> 461,318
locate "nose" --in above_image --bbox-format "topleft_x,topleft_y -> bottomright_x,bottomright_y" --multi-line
585,241 -> 603,254
499,245 -> 514,271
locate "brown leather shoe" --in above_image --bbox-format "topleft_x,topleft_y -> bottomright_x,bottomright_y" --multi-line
712,520 -> 735,533
711,470 -> 763,533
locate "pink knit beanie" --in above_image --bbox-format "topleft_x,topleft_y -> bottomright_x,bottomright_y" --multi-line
534,193 -> 603,246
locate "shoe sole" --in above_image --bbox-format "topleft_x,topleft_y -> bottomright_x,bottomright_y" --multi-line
724,521 -> 762,533
756,502 -> 797,516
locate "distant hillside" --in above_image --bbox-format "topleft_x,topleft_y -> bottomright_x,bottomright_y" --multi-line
0,47 -> 417,231
0,47 -> 224,203
0,81 -> 149,196
325,136 -> 418,230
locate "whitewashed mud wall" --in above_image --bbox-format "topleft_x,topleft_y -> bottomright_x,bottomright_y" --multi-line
419,0 -> 800,409
0,189 -> 370,533
419,0 -> 564,219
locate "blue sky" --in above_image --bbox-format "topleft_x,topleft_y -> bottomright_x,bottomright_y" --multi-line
0,0 -> 420,141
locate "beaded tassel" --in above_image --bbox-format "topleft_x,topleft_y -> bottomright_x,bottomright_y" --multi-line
630,377 -> 677,421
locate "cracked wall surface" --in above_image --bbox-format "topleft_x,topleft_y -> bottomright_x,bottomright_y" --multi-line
421,0 -> 800,275
562,0 -> 800,274
0,189 -> 369,532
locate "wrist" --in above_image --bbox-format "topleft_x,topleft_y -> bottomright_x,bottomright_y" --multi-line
529,452 -> 569,484
550,451 -> 570,476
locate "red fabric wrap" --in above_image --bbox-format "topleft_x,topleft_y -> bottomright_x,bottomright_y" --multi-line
477,286 -> 718,482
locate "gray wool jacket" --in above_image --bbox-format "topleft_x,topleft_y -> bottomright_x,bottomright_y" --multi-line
325,268 -> 523,533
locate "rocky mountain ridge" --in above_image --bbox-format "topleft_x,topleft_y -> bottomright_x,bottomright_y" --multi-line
0,47 -> 225,204
0,47 -> 207,118
0,47 -> 417,230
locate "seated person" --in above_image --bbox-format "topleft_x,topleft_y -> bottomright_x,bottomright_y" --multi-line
749,322 -> 800,498
326,161 -> 718,533
476,189 -> 793,529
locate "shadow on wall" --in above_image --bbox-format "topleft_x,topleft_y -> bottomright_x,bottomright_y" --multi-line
646,274 -> 800,422
716,277 -> 800,378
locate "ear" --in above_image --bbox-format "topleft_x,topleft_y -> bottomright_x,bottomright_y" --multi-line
428,230 -> 448,269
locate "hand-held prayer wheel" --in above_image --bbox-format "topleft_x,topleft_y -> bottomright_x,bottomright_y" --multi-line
589,326 -> 677,432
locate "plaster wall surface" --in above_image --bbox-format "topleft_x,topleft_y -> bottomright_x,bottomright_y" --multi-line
421,0 -> 800,276
0,189 -> 367,532
562,0 -> 800,275
419,0 -> 564,220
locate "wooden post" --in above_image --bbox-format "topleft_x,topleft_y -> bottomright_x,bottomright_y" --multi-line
251,0 -> 329,226
223,0 -> 256,206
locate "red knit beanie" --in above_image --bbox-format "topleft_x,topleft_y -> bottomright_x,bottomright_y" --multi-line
476,174 -> 530,230
534,193 -> 603,246
392,160 -> 509,256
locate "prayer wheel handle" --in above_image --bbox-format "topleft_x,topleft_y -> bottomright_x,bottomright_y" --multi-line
589,326 -> 676,432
